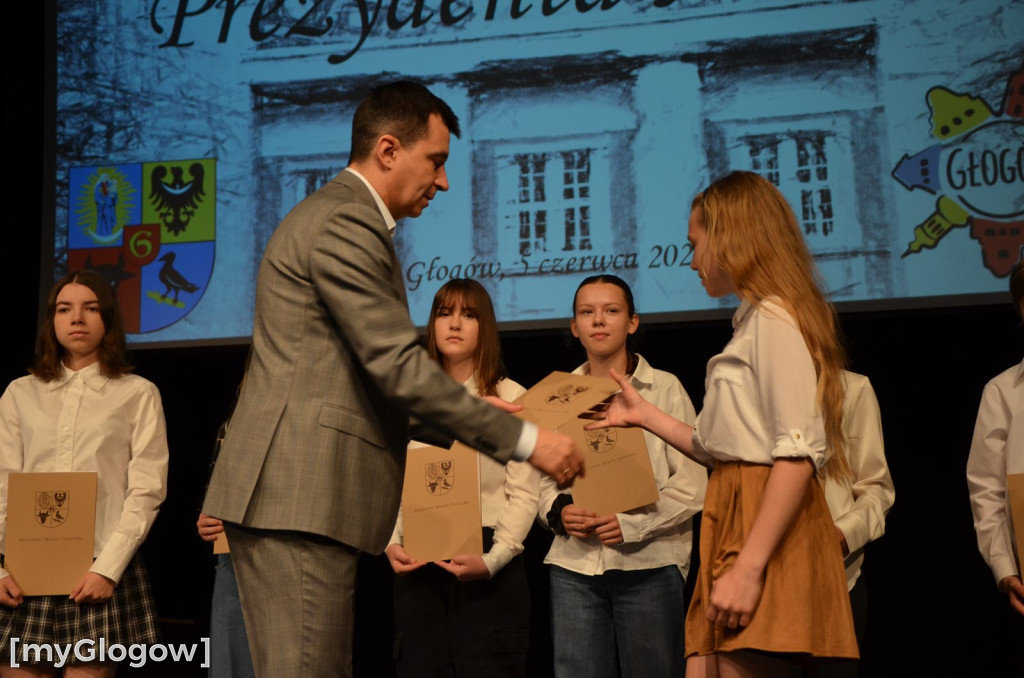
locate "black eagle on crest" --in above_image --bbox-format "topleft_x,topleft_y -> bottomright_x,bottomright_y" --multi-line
150,163 -> 205,236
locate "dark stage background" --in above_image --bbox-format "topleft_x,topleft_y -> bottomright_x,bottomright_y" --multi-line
6,3 -> 1023,676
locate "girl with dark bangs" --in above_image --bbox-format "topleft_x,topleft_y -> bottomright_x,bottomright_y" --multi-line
386,278 -> 539,678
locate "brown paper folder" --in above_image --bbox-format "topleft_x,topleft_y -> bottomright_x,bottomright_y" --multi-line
402,443 -> 482,562
213,531 -> 230,555
4,472 -> 97,595
515,372 -> 619,430
559,419 -> 658,515
1008,473 -> 1024,576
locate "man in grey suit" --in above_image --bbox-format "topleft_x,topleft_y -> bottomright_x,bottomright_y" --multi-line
202,81 -> 583,678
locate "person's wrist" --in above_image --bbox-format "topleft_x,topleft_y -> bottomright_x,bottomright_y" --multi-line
547,494 -> 573,536
637,401 -> 659,431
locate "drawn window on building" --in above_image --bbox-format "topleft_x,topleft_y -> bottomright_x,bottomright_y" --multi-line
748,139 -> 780,186
515,153 -> 548,256
738,130 -> 838,239
499,143 -> 609,262
561,150 -> 592,251
794,134 -> 833,236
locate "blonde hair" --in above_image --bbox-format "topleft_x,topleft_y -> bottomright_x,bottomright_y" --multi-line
697,171 -> 850,479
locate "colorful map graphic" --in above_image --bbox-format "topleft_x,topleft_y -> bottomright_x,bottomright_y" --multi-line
892,66 -> 1024,277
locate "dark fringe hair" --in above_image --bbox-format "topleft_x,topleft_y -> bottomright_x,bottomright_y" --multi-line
572,274 -> 639,374
425,279 -> 506,397
30,270 -> 133,382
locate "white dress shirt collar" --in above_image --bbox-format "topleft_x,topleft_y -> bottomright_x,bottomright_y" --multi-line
733,298 -> 754,329
344,167 -> 397,233
49,361 -> 109,392
572,354 -> 654,389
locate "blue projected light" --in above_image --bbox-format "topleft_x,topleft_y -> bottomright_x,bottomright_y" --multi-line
54,0 -> 1024,344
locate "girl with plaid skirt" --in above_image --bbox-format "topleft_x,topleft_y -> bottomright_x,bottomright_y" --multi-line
0,270 -> 168,676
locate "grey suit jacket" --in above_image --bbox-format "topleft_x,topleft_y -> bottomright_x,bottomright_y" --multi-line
203,171 -> 523,554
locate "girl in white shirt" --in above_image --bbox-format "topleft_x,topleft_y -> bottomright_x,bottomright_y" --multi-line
0,270 -> 168,677
589,172 -> 858,678
385,278 -> 539,678
541,274 -> 707,678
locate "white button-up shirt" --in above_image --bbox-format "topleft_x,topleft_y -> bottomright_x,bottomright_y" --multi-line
693,298 -> 828,469
822,371 -> 895,590
540,355 -> 707,576
0,363 -> 169,583
967,359 -> 1024,586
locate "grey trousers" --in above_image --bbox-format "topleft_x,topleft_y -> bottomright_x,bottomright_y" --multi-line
225,523 -> 359,678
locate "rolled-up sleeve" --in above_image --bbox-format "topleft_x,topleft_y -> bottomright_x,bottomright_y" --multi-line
752,308 -> 827,469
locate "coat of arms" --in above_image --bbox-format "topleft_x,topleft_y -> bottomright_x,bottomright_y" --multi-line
34,490 -> 70,528
584,428 -> 617,453
425,460 -> 454,496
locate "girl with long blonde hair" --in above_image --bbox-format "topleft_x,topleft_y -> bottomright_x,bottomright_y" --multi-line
589,171 -> 858,677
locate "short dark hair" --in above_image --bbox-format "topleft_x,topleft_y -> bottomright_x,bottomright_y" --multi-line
31,270 -> 133,381
349,81 -> 461,162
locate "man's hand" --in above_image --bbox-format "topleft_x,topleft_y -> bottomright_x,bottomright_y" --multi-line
531,428 -> 584,489
71,572 -> 116,604
0,576 -> 23,608
385,543 -> 428,575
197,513 -> 225,543
434,555 -> 491,582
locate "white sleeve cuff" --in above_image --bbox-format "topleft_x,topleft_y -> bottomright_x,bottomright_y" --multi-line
514,421 -> 538,462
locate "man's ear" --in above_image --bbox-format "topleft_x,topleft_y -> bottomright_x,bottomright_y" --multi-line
375,134 -> 400,170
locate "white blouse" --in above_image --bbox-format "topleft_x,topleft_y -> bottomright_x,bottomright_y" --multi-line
967,359 -> 1024,586
693,298 -> 828,470
539,355 -> 707,576
390,377 -> 540,576
822,372 -> 895,590
0,362 -> 169,583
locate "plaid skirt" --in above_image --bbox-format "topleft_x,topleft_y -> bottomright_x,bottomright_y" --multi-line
0,555 -> 160,666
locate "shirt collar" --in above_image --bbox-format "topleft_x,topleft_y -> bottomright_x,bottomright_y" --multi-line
49,361 -> 110,392
1016,358 -> 1024,385
345,167 -> 397,233
572,353 -> 652,388
732,299 -> 755,328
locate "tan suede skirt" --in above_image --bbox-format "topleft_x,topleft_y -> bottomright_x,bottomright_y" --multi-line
685,462 -> 859,659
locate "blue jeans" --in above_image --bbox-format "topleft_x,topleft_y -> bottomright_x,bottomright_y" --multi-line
550,565 -> 685,678
211,553 -> 256,678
